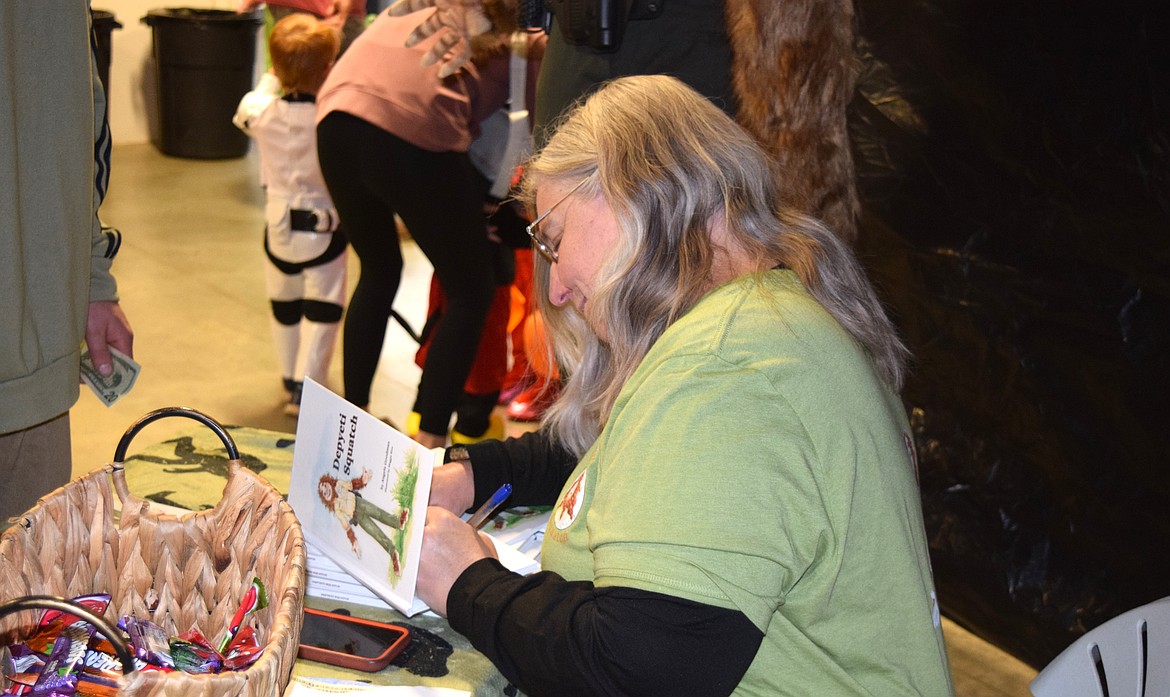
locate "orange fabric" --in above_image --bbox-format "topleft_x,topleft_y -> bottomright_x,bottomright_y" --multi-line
504,248 -> 535,388
523,309 -> 558,380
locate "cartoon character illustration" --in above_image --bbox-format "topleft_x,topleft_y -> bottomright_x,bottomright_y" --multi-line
318,468 -> 409,574
554,472 -> 586,531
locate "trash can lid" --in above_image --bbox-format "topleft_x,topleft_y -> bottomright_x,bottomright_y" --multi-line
91,9 -> 123,28
142,8 -> 262,26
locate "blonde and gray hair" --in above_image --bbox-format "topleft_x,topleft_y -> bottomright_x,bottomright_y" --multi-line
520,75 -> 907,457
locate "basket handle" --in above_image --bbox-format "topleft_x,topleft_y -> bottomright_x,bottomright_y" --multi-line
0,595 -> 136,675
113,407 -> 239,463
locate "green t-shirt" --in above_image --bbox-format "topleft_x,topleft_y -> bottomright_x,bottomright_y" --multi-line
541,270 -> 954,696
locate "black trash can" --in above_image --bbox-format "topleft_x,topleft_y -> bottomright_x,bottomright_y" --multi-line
142,8 -> 262,159
91,8 -> 122,99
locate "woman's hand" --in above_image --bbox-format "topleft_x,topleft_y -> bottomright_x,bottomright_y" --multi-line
416,507 -> 498,615
430,460 -> 475,514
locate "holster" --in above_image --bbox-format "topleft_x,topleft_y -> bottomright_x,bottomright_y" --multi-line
542,0 -> 665,53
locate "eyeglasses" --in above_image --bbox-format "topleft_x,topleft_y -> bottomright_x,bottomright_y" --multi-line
526,176 -> 591,264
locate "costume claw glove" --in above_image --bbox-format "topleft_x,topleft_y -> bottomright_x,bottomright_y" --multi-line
388,0 -> 493,78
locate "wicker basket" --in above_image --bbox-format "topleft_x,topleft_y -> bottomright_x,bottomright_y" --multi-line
0,407 -> 306,696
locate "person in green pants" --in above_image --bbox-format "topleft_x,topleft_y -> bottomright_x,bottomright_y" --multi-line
318,469 -> 410,573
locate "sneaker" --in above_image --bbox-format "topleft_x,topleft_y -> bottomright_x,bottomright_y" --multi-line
498,375 -> 533,406
389,548 -> 401,575
283,381 -> 303,417
399,507 -> 410,528
405,411 -> 421,437
506,382 -> 560,422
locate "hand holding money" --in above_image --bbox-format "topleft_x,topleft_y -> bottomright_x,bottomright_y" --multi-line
80,300 -> 137,407
80,345 -> 140,407
85,300 -> 134,375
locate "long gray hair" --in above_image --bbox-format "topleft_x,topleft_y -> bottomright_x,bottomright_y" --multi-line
520,75 -> 907,457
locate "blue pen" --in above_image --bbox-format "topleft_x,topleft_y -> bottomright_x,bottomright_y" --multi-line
466,483 -> 512,529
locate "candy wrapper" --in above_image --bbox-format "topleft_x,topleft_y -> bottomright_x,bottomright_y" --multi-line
221,627 -> 263,672
22,596 -> 111,656
30,621 -> 90,695
3,644 -> 45,695
4,584 -> 269,694
117,618 -> 173,670
216,578 -> 266,655
74,671 -> 119,697
168,629 -> 220,675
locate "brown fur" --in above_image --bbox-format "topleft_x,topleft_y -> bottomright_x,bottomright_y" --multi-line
481,0 -> 520,35
725,0 -> 860,241
470,0 -> 520,64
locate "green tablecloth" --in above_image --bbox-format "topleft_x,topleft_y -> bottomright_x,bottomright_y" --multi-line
120,424 -> 513,697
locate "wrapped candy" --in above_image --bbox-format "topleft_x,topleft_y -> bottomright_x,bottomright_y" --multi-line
168,629 -> 220,675
215,578 -> 266,654
117,619 -> 173,670
3,583 -> 268,695
221,627 -> 263,672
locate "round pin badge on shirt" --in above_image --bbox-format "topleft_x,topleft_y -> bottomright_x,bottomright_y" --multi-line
554,471 -> 587,530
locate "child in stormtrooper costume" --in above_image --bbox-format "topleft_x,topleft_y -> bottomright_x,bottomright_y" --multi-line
234,14 -> 347,415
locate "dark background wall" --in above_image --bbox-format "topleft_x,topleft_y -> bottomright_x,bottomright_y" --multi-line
848,0 -> 1168,668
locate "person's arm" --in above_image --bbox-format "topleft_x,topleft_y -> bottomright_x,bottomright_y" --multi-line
444,428 -> 577,510
334,508 -> 362,556
448,559 -> 763,697
87,31 -> 132,377
233,71 -> 282,133
350,467 -> 373,491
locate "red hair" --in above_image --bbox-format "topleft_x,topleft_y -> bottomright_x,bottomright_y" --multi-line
269,13 -> 339,95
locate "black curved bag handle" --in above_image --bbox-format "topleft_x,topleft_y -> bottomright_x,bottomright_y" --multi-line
113,406 -> 239,463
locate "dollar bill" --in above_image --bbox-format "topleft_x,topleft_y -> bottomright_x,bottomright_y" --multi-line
80,345 -> 140,407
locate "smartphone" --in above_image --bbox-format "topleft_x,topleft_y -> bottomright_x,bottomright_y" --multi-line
297,608 -> 411,672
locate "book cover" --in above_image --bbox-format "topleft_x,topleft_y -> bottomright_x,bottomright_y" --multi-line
289,378 -> 436,616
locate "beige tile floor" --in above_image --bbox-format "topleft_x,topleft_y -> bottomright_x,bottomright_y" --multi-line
69,143 -> 1040,696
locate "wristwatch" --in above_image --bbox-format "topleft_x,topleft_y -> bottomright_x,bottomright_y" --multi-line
446,446 -> 471,464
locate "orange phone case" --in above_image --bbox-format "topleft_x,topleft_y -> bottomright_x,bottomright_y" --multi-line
297,608 -> 411,672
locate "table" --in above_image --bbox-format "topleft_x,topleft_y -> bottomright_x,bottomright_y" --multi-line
119,424 -> 515,696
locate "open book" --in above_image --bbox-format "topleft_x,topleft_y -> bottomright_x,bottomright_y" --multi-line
289,379 -> 436,616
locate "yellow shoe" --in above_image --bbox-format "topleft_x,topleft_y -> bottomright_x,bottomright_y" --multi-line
450,413 -> 506,445
407,411 -> 450,448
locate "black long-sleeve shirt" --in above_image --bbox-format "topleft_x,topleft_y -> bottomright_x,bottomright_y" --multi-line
442,432 -> 763,696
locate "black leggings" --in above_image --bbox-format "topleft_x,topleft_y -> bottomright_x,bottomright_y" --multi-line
317,111 -> 496,435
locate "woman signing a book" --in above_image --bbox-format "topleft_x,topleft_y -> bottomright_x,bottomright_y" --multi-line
415,75 -> 955,697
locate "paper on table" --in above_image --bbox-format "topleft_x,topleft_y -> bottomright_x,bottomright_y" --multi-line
288,676 -> 470,696
475,507 -> 550,562
491,535 -> 541,575
305,535 -> 540,613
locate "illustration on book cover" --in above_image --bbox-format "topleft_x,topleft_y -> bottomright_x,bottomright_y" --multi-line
289,378 -> 436,615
